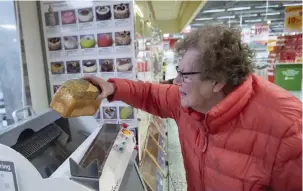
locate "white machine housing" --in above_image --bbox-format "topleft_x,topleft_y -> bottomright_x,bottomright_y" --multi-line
0,108 -> 146,191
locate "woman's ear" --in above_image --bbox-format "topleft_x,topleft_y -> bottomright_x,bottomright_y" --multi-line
213,81 -> 226,93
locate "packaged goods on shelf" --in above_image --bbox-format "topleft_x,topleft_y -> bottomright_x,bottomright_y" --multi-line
140,132 -> 167,191
137,112 -> 168,191
267,34 -> 302,90
269,34 -> 302,64
140,147 -> 165,191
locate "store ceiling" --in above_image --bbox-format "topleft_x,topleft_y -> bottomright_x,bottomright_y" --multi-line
190,1 -> 302,34
152,1 -> 182,20
136,1 -> 206,34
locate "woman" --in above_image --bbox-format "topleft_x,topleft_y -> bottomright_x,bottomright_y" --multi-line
84,25 -> 302,191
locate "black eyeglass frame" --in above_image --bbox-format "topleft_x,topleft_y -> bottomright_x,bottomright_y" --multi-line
176,68 -> 201,82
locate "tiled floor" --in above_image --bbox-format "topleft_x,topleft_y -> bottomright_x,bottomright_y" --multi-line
166,119 -> 187,191
164,62 -> 187,191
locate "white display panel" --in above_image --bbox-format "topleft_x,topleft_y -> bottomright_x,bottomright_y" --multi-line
0,160 -> 19,191
39,1 -> 137,125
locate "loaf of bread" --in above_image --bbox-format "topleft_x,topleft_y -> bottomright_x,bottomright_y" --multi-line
50,79 -> 100,118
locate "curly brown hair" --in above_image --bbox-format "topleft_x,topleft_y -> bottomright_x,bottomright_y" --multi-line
175,25 -> 254,90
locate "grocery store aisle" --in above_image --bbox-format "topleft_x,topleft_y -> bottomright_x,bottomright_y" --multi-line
167,119 -> 187,191
165,59 -> 187,190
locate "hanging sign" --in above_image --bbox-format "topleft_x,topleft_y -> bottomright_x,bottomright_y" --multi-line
253,24 -> 269,41
284,6 -> 302,33
249,24 -> 269,50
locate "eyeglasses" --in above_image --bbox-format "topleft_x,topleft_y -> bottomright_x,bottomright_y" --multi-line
176,69 -> 201,82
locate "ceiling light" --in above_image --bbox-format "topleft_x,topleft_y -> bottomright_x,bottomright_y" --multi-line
234,9 -> 266,14
195,17 -> 213,21
269,18 -> 284,21
0,24 -> 16,30
255,5 -> 279,9
163,34 -> 169,38
270,25 -> 284,28
134,4 -> 144,18
217,16 -> 235,19
228,20 -> 239,23
203,9 -> 225,13
228,7 -> 251,11
261,12 -> 280,16
191,23 -> 204,26
245,19 -> 262,23
241,14 -> 258,18
283,3 -> 302,7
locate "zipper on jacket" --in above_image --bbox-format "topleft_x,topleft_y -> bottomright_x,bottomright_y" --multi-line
201,114 -> 209,191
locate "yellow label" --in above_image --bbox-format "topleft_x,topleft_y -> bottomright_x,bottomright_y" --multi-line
284,6 -> 302,32
285,15 -> 302,30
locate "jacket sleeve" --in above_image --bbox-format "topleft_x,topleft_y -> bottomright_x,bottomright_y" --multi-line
271,120 -> 302,191
107,78 -> 180,119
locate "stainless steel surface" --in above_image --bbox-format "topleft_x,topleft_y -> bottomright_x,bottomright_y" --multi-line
12,105 -> 36,123
12,123 -> 62,159
0,108 -> 60,146
79,124 -> 121,173
0,108 -> 89,179
119,150 -> 147,191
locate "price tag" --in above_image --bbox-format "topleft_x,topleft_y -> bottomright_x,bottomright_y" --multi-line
249,24 -> 269,48
254,26 -> 268,36
253,24 -> 269,40
0,160 -> 18,191
284,6 -> 302,32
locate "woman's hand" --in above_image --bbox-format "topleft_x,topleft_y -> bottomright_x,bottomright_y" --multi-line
83,75 -> 116,102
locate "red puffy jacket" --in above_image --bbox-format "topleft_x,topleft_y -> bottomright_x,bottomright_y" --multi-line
108,74 -> 302,191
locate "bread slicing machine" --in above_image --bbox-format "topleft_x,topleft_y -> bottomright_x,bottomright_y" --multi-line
0,108 -> 147,191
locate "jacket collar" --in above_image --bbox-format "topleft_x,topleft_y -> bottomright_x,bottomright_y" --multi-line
182,75 -> 254,128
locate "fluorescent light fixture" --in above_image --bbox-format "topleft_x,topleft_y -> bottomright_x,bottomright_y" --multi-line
270,25 -> 284,28
241,14 -> 258,18
245,19 -> 262,23
146,21 -> 152,27
255,5 -> 279,9
228,7 -> 251,11
217,16 -> 235,19
228,20 -> 239,23
261,12 -> 280,16
283,3 -> 302,7
134,4 -> 144,18
163,33 -> 170,38
195,17 -> 213,21
203,9 -> 225,13
191,23 -> 204,26
0,24 -> 16,30
269,18 -> 284,21
234,9 -> 266,14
